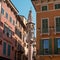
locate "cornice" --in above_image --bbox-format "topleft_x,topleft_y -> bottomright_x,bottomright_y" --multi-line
4,0 -> 19,14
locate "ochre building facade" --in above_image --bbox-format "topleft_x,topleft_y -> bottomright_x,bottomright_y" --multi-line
31,0 -> 60,60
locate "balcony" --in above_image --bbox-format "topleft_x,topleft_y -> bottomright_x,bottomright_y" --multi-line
3,32 -> 13,44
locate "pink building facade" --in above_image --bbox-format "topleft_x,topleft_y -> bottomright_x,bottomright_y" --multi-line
0,0 -> 18,60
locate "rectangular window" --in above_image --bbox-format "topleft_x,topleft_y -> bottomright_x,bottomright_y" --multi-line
42,19 -> 48,33
13,20 -> 15,26
44,40 -> 49,54
7,44 -> 11,57
6,12 -> 8,19
40,39 -> 52,55
15,28 -> 22,39
41,0 -> 43,3
56,17 -> 60,32
10,17 -> 13,24
1,8 -> 4,15
3,42 -> 6,55
4,25 -> 12,38
42,6 -> 47,11
16,20 -> 17,24
54,38 -> 60,54
55,4 -> 60,9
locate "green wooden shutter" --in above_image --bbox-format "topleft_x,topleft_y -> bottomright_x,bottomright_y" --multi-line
3,42 -> 6,55
49,39 -> 52,55
40,40 -> 44,55
8,44 -> 11,56
54,38 -> 58,54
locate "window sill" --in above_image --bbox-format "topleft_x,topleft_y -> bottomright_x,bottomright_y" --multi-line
41,33 -> 49,35
39,54 -> 60,56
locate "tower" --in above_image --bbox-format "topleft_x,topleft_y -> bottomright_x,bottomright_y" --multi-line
26,10 -> 35,60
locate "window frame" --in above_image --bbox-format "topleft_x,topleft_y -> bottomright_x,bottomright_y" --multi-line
1,8 -> 4,15
10,17 -> 13,24
41,18 -> 49,34
4,25 -> 12,38
6,12 -> 8,19
54,38 -> 60,54
13,20 -> 15,26
44,39 -> 49,55
41,4 -> 48,12
55,3 -> 60,9
54,16 -> 60,33
40,38 -> 52,55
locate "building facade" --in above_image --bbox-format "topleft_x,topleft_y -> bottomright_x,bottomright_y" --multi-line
0,0 -> 28,60
31,0 -> 60,60
33,39 -> 36,60
14,15 -> 25,60
19,16 -> 28,60
0,0 -> 18,60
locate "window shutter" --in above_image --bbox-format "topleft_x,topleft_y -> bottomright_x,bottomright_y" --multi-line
8,44 -> 11,56
40,40 -> 44,55
49,39 -> 52,54
54,38 -> 58,54
3,42 -> 6,55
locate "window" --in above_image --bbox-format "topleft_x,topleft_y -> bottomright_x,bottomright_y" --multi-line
10,17 -> 13,24
15,28 -> 22,39
41,0 -> 43,3
55,4 -> 60,9
42,6 -> 47,11
3,42 -> 6,55
6,12 -> 8,19
48,0 -> 50,2
42,19 -> 48,33
16,20 -> 17,24
40,39 -> 52,55
44,40 -> 49,54
54,38 -> 60,54
17,43 -> 21,51
56,17 -> 60,32
0,40 -> 2,45
15,40 -> 17,47
4,25 -> 12,38
7,44 -> 11,57
1,8 -> 4,15
13,20 -> 15,26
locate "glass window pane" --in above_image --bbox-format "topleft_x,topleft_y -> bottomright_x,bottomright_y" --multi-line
42,19 -> 48,33
44,40 -> 49,49
42,6 -> 47,11
6,12 -> 8,19
58,39 -> 60,48
56,17 -> 60,32
55,4 -> 60,9
10,17 -> 13,24
1,8 -> 4,15
13,20 -> 15,25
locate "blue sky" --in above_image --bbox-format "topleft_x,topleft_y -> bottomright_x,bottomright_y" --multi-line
12,0 -> 36,36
